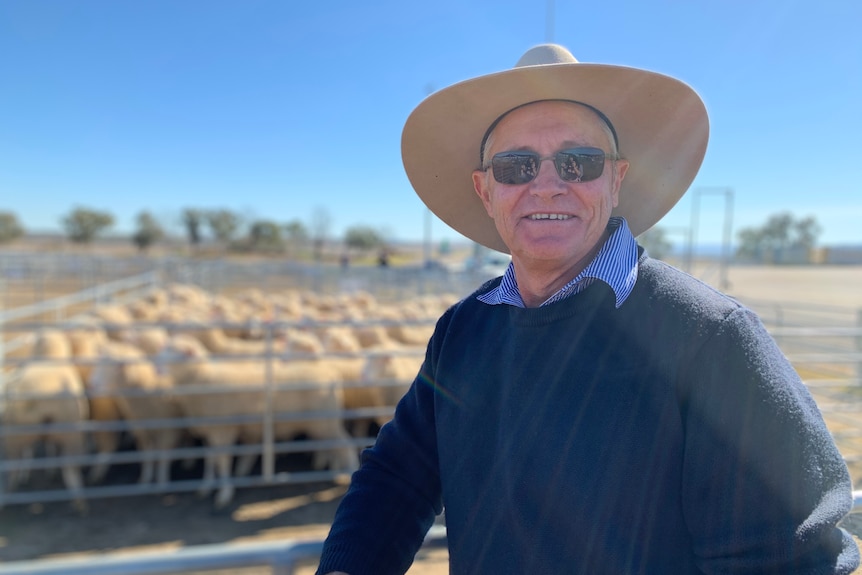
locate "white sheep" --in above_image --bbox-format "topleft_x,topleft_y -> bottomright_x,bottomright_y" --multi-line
164,283 -> 211,310
65,320 -> 108,381
317,326 -> 363,354
352,324 -> 399,350
2,329 -> 89,512
281,329 -> 325,358
141,287 -> 170,309
208,295 -> 264,338
286,326 -> 387,437
156,335 -> 358,508
65,323 -> 126,484
314,327 -> 386,439
385,322 -> 435,347
118,326 -> 170,357
360,351 -> 425,432
127,298 -> 163,322
310,326 -> 424,438
89,303 -> 135,341
88,340 -> 183,486
155,305 -> 211,329
191,326 -> 283,357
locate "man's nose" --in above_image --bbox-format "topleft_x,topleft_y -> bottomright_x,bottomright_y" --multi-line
529,157 -> 566,194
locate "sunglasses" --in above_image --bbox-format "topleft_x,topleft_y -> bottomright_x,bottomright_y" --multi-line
486,147 -> 616,185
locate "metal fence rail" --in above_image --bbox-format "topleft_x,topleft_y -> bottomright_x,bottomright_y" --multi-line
0,525 -> 448,575
170,259 -> 495,301
0,270 -> 161,358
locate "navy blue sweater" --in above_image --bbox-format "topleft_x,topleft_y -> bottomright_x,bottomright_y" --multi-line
317,256 -> 859,574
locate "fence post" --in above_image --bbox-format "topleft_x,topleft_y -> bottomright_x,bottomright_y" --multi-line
856,309 -> 862,386
770,302 -> 785,347
262,322 -> 275,482
0,275 -> 7,508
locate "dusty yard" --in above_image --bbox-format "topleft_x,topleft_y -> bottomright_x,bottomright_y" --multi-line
721,265 -> 862,308
0,478 -> 451,573
0,480 -> 343,563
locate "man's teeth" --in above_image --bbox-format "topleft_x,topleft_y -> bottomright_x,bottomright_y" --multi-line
529,214 -> 570,220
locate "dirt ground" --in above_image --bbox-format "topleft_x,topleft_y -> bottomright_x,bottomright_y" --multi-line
0,480 -> 342,562
0,478 -> 452,574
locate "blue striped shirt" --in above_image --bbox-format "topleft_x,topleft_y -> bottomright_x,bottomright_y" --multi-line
477,217 -> 639,308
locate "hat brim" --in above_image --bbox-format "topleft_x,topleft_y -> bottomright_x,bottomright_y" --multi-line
401,62 -> 709,253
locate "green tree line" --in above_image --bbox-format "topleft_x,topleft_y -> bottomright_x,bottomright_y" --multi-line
0,207 -> 389,258
2,207 -> 823,264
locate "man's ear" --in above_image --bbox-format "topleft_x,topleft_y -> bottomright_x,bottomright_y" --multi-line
611,159 -> 630,208
472,170 -> 494,217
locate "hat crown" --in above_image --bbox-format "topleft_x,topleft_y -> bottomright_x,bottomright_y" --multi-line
515,44 -> 579,67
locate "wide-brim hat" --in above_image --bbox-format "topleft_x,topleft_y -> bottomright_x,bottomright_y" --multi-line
401,44 -> 709,253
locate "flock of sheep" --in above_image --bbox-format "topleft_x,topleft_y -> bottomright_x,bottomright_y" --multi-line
1,282 -> 459,510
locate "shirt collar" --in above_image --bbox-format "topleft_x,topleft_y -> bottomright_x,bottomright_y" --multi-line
477,216 -> 639,309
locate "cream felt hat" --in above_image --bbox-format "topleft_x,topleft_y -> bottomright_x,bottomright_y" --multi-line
401,44 -> 709,253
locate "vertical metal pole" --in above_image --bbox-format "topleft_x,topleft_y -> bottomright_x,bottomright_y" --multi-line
721,189 -> 734,290
856,309 -> 862,386
687,190 -> 701,274
0,275 -> 7,508
37,272 -> 45,310
54,275 -> 63,321
262,322 -> 275,482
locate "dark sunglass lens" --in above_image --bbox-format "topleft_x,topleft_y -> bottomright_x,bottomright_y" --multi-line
556,148 -> 606,182
492,153 -> 539,184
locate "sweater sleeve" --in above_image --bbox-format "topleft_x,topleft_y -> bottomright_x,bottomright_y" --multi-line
315,311 -> 448,575
680,307 -> 859,574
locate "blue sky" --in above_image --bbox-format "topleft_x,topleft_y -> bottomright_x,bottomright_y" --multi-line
1,0 -> 860,249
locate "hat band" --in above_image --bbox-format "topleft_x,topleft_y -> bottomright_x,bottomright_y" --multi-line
478,99 -> 620,166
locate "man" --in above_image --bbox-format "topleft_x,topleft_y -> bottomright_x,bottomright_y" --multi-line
316,44 -> 859,574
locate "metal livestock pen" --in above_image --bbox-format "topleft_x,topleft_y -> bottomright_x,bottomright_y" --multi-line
0,259 -> 480,508
2,255 -> 862,574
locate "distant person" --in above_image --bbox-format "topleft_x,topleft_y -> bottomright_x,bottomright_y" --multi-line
377,248 -> 389,268
316,44 -> 859,574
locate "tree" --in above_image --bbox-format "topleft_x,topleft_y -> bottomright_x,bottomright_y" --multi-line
636,226 -> 673,260
0,211 -> 24,243
62,207 -> 114,243
132,211 -> 165,252
793,215 -> 821,250
283,219 -> 309,258
284,219 -> 308,243
206,209 -> 240,244
248,219 -> 283,252
344,225 -> 384,252
310,207 -> 331,262
181,208 -> 204,246
736,212 -> 822,263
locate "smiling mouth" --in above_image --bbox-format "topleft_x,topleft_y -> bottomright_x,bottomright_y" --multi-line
528,213 -> 571,220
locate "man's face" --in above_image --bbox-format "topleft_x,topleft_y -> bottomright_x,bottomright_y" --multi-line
472,101 -> 629,274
